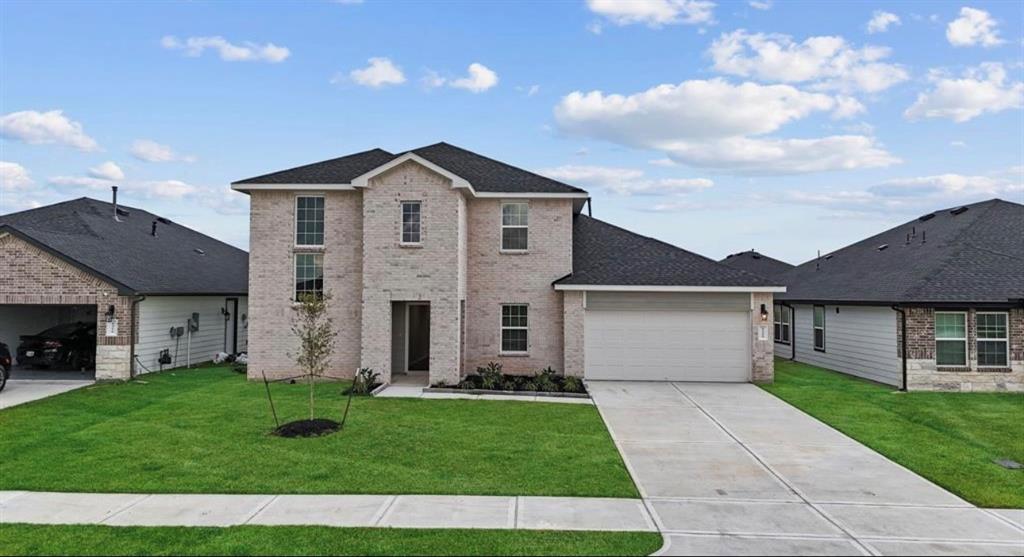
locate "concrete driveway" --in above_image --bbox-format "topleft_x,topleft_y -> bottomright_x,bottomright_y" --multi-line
0,380 -> 94,410
589,381 -> 1024,556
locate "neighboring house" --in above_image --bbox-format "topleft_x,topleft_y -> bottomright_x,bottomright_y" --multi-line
720,250 -> 794,281
232,142 -> 783,386
775,199 -> 1023,392
0,195 -> 249,380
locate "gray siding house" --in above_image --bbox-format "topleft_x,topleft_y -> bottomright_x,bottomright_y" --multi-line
774,199 -> 1023,392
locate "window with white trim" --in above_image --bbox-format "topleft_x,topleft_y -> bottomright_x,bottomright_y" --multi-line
813,305 -> 826,351
935,312 -> 967,366
401,201 -> 422,244
295,196 -> 325,247
774,304 -> 791,344
295,253 -> 324,300
501,304 -> 528,353
976,312 -> 1008,367
501,202 -> 528,251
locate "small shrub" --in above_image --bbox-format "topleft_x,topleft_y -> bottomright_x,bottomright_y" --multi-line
500,377 -> 519,391
459,375 -> 481,390
349,367 -> 380,395
231,361 -> 247,375
520,380 -> 538,392
562,375 -> 585,394
533,366 -> 559,392
477,361 -> 503,390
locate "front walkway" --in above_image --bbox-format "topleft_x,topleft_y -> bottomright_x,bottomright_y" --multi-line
588,381 -> 1024,556
0,380 -> 94,410
0,491 -> 654,532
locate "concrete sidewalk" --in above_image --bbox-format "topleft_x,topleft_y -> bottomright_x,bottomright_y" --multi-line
0,491 -> 655,532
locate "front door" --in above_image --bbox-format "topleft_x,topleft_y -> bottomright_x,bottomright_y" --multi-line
406,303 -> 430,372
224,298 -> 238,354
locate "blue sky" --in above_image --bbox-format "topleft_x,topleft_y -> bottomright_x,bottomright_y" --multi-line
1,0 -> 1021,263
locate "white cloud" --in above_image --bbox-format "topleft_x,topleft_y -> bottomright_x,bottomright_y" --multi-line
0,109 -> 99,151
161,35 -> 290,63
517,84 -> 541,97
867,11 -> 901,34
88,161 -> 124,181
449,63 -> 499,93
130,139 -> 195,163
540,164 -> 713,195
707,30 -> 908,93
870,173 -> 1019,198
350,57 -> 406,88
905,63 -> 1023,122
649,158 -> 678,167
49,175 -> 115,190
950,140 -> 967,148
0,161 -> 33,190
143,179 -> 199,199
586,0 -> 715,27
832,96 -> 867,119
553,78 -> 898,174
946,7 -> 1003,47
748,0 -> 772,10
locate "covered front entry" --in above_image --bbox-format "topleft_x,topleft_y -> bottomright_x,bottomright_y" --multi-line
583,292 -> 751,382
391,301 -> 430,376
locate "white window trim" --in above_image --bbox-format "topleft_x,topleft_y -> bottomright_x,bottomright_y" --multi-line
500,303 -> 529,355
500,201 -> 529,253
400,200 -> 423,246
294,194 -> 325,249
813,305 -> 826,352
293,252 -> 324,301
935,311 -> 968,367
774,304 -> 791,345
976,311 -> 1010,368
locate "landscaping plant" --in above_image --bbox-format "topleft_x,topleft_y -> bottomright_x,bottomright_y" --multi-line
274,292 -> 339,437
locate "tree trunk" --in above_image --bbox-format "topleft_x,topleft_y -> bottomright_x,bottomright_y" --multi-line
309,373 -> 314,421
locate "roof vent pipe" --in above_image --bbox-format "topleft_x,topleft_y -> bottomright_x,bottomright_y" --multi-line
922,230 -> 927,244
151,220 -> 158,237
112,186 -> 121,222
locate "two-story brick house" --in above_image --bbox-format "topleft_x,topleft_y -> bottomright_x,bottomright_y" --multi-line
232,143 -> 783,386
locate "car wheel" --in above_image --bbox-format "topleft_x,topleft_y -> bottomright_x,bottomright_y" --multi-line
0,367 -> 8,392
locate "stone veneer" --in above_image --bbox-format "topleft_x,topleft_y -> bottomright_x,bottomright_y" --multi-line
751,292 -> 775,383
0,232 -> 134,380
902,306 -> 1023,392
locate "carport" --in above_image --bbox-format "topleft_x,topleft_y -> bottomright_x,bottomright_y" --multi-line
0,304 -> 98,380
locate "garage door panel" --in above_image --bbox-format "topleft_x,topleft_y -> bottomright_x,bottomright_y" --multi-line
585,309 -> 750,382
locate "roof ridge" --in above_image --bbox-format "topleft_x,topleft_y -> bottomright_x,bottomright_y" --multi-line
231,147 -> 395,185
411,142 -> 587,193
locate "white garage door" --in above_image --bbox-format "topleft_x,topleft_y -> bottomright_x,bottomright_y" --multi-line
584,309 -> 750,382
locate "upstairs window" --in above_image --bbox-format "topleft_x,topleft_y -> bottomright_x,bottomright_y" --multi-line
295,196 -> 325,247
774,304 -> 791,344
501,202 -> 528,251
935,312 -> 967,366
295,253 -> 324,300
813,305 -> 826,351
401,201 -> 422,244
501,304 -> 529,353
976,312 -> 1008,367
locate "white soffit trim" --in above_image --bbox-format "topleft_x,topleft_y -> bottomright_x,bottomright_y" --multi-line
554,284 -> 787,293
230,183 -> 355,192
349,152 -> 474,191
475,192 -> 590,199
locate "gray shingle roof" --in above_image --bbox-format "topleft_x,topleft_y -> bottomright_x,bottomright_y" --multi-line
556,214 -> 779,288
233,142 -> 586,194
720,250 -> 794,281
0,198 -> 248,295
777,199 -> 1024,304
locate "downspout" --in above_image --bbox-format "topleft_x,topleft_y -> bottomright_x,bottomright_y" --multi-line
781,302 -> 796,360
129,295 -> 146,379
892,305 -> 907,391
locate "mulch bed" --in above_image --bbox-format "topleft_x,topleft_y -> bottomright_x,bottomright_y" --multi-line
273,418 -> 342,438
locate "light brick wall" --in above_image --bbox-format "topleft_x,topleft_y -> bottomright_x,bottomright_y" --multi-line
0,232 -> 133,380
751,292 -> 775,383
247,190 -> 363,380
905,306 -> 1024,392
360,161 -> 464,385
562,290 -> 585,377
465,199 -> 573,375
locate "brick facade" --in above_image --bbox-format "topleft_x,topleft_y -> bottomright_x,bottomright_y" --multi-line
903,306 -> 1024,392
0,232 -> 133,380
751,292 -> 775,383
562,291 -> 585,377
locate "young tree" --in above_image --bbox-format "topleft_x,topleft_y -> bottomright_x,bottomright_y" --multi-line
290,292 -> 337,421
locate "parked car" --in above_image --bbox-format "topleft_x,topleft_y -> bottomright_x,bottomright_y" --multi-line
0,342 -> 10,392
16,322 -> 96,370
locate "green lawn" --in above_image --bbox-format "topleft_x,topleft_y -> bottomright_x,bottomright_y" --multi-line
762,359 -> 1024,508
0,368 -> 636,498
0,525 -> 663,556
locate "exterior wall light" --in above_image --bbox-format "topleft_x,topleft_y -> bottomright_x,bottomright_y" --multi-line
760,303 -> 769,322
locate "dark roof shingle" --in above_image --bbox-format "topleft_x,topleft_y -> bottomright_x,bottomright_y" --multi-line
556,215 -> 778,288
720,250 -> 794,281
778,199 -> 1024,304
233,142 -> 586,194
1,198 -> 248,295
